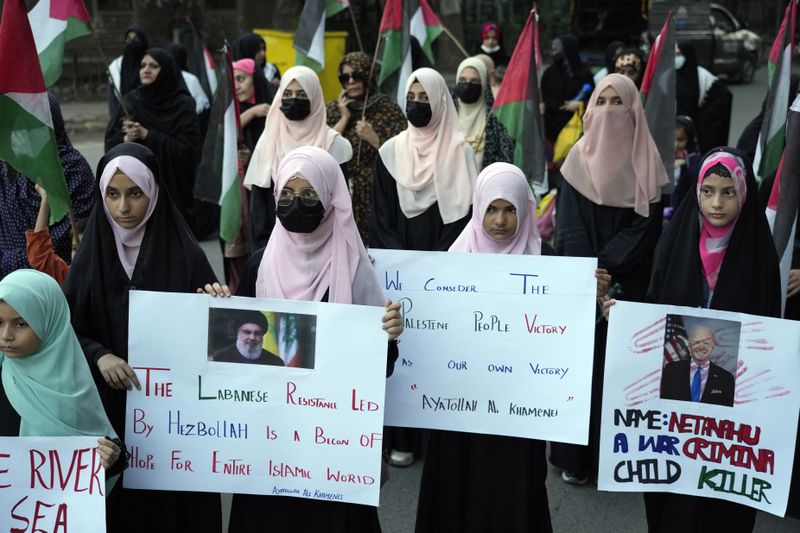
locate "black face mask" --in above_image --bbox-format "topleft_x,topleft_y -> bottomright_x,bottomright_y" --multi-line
551,51 -> 564,64
126,39 -> 147,56
454,82 -> 483,104
280,98 -> 311,121
276,197 -> 325,233
406,101 -> 432,128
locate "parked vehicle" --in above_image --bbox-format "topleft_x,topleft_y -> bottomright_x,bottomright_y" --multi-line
571,0 -> 762,83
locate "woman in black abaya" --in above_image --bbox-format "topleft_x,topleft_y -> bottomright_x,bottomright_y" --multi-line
63,143 -> 222,533
550,75 -> 668,483
105,48 -> 201,228
107,25 -> 148,116
639,147 -> 780,532
541,35 -> 594,145
676,41 -> 733,154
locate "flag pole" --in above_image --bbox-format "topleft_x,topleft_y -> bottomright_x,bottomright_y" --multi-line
440,23 -> 469,58
355,34 -> 384,166
91,35 -> 132,121
348,5 -> 365,52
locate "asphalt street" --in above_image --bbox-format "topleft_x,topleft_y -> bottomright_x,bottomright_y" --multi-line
67,66 -> 800,532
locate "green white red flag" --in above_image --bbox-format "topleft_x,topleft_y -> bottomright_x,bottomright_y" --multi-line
755,0 -> 797,180
640,11 -> 676,189
27,0 -> 92,87
294,0 -> 350,72
377,0 -> 443,104
0,0 -> 71,223
491,8 -> 547,193
194,46 -> 241,244
182,18 -> 218,99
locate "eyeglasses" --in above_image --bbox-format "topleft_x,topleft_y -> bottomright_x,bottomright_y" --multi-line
278,187 -> 320,207
338,71 -> 365,86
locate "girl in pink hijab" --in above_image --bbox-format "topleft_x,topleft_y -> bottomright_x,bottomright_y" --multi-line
230,146 -> 402,533
551,73 -> 668,485
416,163 -> 553,532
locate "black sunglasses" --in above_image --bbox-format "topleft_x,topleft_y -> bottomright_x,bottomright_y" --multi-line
338,71 -> 365,86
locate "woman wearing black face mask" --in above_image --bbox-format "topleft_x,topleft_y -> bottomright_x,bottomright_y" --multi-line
453,57 -> 513,170
229,146 -> 403,533
107,25 -> 148,116
243,66 -> 352,250
541,35 -> 593,146
371,67 -> 478,467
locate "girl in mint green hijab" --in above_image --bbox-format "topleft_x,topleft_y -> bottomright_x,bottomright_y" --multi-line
0,269 -> 122,473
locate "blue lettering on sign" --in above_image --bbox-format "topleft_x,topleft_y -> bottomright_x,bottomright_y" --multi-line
509,273 -> 550,295
385,271 -> 402,290
487,364 -> 513,373
423,278 -> 478,293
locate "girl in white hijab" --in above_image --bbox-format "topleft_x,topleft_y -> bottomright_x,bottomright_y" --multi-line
243,66 -> 352,248
371,67 -> 478,252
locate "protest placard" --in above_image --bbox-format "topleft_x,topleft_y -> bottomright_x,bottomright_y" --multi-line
124,292 -> 387,506
598,301 -> 800,515
0,436 -> 106,532
370,249 -> 597,444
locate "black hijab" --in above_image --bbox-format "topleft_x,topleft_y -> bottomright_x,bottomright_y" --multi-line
676,115 -> 699,154
232,33 -> 265,64
164,42 -> 189,72
647,147 -> 781,317
131,48 -> 191,118
676,40 -> 700,119
120,25 -> 148,96
604,40 -> 625,74
557,35 -> 590,79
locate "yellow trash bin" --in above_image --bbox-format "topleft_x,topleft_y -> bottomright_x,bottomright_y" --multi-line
254,29 -> 349,103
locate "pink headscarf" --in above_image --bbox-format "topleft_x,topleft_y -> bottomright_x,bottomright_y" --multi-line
255,146 -> 385,306
99,155 -> 159,279
696,151 -> 747,292
560,73 -> 668,217
233,58 -> 256,104
243,66 -> 341,189
378,67 -> 478,224
450,163 -> 541,255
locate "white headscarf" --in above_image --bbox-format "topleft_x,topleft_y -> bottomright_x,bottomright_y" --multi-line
378,68 -> 478,224
455,57 -> 488,169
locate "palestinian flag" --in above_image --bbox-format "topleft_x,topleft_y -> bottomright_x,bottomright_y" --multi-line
294,0 -> 349,72
182,18 -> 218,99
194,47 -> 241,244
377,0 -> 443,104
640,11 -> 675,190
0,0 -> 70,223
755,0 -> 797,180
491,8 -> 547,194
765,93 -> 800,316
27,0 -> 91,87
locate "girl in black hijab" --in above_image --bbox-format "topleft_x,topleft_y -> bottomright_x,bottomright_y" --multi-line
541,34 -> 594,145
63,143 -> 223,532
676,41 -> 733,154
593,40 -> 625,85
232,32 -> 281,84
639,147 -> 780,532
105,47 -> 201,228
107,25 -> 149,116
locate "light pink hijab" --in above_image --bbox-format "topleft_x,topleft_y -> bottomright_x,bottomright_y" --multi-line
243,66 -> 341,189
450,163 -> 541,255
379,67 -> 477,224
696,151 -> 747,291
255,146 -> 385,306
99,155 -> 159,278
560,73 -> 668,217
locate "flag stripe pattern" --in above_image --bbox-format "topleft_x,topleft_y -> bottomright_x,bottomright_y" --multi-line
194,47 -> 241,244
491,8 -> 547,193
0,0 -> 71,222
27,0 -> 92,87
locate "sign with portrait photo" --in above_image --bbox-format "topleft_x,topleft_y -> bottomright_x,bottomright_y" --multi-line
123,291 -> 387,506
598,301 -> 800,516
